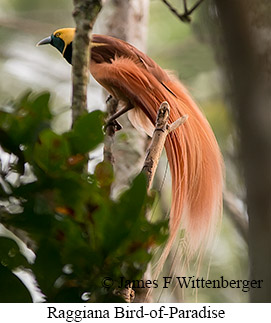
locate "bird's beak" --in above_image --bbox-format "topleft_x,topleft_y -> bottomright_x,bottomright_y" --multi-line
36,36 -> 52,47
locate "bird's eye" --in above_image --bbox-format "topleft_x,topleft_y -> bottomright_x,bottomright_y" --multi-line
55,32 -> 61,37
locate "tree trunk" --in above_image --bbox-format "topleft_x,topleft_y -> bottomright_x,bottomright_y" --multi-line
72,0 -> 102,122
212,0 -> 271,302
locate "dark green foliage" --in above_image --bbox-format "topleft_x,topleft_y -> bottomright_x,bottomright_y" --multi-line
0,263 -> 32,302
67,111 -> 104,154
0,92 -> 167,302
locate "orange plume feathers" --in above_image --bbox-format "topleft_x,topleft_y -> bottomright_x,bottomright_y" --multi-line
90,34 -> 223,270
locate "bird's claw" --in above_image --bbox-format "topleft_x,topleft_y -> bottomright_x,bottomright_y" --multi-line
104,119 -> 123,131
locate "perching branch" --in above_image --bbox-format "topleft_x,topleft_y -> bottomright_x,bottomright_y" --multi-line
113,282 -> 135,303
162,0 -> 205,23
103,96 -> 119,164
135,102 -> 187,303
105,103 -> 134,129
72,0 -> 102,122
142,101 -> 188,191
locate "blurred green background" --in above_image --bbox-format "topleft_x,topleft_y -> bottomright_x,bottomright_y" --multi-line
0,0 -> 247,302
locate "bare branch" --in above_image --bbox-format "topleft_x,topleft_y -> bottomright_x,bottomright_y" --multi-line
188,0 -> 205,16
142,101 -> 187,191
183,0 -> 188,14
162,0 -> 205,23
103,96 -> 119,164
169,114 -> 188,133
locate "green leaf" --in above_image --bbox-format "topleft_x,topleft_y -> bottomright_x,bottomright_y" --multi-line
95,161 -> 114,193
52,175 -> 95,214
33,129 -> 70,174
0,263 -> 32,302
117,172 -> 147,221
17,91 -> 51,123
2,199 -> 55,244
29,92 -> 51,119
68,111 -> 104,154
0,92 -> 52,147
93,173 -> 148,253
0,92 -> 52,172
32,240 -> 63,300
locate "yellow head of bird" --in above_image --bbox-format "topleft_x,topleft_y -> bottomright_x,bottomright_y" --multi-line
37,28 -> 75,56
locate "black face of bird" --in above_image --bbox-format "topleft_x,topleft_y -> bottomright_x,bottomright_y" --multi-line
36,34 -> 65,54
37,28 -> 75,64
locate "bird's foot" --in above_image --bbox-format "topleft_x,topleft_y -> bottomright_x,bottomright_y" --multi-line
104,102 -> 134,131
104,119 -> 123,131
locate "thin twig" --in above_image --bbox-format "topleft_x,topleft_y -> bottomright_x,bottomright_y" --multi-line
169,114 -> 188,133
162,0 -> 205,23
188,0 -> 205,15
183,0 -> 188,14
